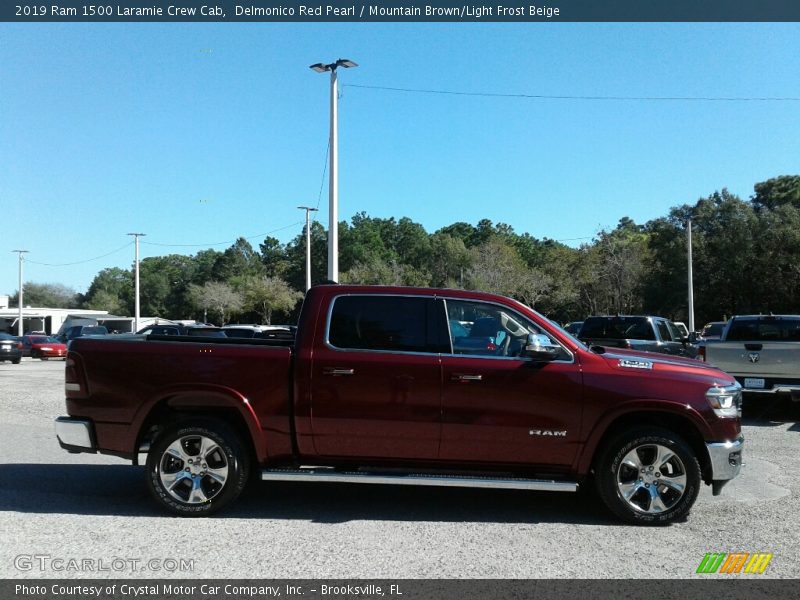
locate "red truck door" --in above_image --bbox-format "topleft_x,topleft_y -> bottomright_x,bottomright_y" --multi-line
308,294 -> 446,460
439,298 -> 582,468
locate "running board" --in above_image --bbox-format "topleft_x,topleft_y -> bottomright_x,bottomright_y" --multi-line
261,467 -> 578,492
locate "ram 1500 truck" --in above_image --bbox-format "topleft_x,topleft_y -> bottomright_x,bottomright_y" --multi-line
55,285 -> 743,524
702,314 -> 800,398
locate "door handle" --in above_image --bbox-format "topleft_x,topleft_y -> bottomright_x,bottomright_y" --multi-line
323,367 -> 355,376
451,373 -> 483,382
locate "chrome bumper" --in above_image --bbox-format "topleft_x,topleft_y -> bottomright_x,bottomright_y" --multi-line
706,435 -> 744,483
55,416 -> 95,452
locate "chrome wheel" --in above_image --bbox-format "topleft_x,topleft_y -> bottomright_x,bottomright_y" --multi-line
158,434 -> 229,505
616,442 -> 687,514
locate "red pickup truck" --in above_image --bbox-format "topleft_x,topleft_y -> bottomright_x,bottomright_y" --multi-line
55,285 -> 744,524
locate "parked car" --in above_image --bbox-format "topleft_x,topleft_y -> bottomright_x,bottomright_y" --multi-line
699,321 -> 726,341
57,284 -> 743,524
21,335 -> 67,359
0,333 -> 22,364
702,315 -> 800,397
222,324 -> 294,340
563,321 -> 583,336
137,324 -> 227,337
579,315 -> 699,358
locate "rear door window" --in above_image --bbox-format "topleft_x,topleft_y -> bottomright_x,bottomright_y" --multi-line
327,295 -> 445,354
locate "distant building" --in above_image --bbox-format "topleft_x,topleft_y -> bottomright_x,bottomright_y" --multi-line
0,307 -> 135,336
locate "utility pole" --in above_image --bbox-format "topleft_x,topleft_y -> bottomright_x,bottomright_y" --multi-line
310,58 -> 358,282
298,206 -> 319,291
687,219 -> 695,333
127,233 -> 146,332
12,250 -> 28,336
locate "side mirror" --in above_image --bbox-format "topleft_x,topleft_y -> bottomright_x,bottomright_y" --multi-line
687,332 -> 698,343
523,333 -> 562,361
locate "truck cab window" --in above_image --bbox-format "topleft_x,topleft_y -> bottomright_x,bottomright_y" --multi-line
328,295 -> 437,353
656,320 -> 672,342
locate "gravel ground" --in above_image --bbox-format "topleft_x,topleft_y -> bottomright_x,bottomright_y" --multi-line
1,358 -> 798,579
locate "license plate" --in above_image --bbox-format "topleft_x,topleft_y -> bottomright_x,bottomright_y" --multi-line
744,378 -> 765,389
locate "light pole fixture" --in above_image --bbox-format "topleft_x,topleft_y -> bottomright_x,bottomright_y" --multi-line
12,250 -> 28,336
309,58 -> 358,282
127,233 -> 146,332
298,206 -> 319,291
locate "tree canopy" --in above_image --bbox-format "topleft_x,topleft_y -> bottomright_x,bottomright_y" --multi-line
22,174 -> 799,328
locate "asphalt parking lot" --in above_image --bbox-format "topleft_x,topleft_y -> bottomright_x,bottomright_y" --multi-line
1,358 -> 798,579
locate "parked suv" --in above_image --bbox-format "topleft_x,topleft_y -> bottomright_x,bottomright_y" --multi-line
58,325 -> 108,345
579,315 -> 699,358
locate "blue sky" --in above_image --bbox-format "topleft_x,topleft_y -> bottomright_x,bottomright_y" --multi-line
2,23 -> 799,294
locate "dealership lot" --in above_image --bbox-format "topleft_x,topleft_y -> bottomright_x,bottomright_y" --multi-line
1,359 -> 798,579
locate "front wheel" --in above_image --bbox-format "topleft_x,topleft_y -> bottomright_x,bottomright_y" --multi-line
146,419 -> 250,516
595,427 -> 700,525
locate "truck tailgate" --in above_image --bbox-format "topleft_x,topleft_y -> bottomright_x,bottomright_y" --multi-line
706,341 -> 800,379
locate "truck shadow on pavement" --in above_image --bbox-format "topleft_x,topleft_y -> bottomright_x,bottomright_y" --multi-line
0,463 -> 618,525
741,395 -> 800,431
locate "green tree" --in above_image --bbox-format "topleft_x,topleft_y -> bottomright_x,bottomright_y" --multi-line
212,238 -> 265,282
427,233 -> 471,287
752,175 -> 800,212
259,236 -> 290,278
466,237 -> 528,298
83,289 -> 128,315
10,282 -> 79,308
187,281 -> 243,325
283,221 -> 329,290
240,276 -> 303,324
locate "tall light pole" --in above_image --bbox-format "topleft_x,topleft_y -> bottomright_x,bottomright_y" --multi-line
298,206 -> 319,291
127,233 -> 146,332
687,219 -> 695,333
12,250 -> 28,336
310,58 -> 358,282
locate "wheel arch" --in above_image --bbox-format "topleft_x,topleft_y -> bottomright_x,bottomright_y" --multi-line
133,387 -> 265,467
579,408 -> 712,485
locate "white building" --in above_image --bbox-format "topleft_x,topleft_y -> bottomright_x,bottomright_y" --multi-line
0,307 -> 135,336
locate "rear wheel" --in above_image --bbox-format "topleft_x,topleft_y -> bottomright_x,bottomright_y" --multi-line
595,427 -> 700,525
146,419 -> 249,516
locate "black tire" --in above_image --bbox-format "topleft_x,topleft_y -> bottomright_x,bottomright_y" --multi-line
595,427 -> 700,525
146,419 -> 249,517
11,357 -> 21,365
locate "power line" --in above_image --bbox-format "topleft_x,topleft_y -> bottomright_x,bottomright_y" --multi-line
345,83 -> 800,102
141,221 -> 303,248
316,139 -> 330,212
26,242 -> 133,267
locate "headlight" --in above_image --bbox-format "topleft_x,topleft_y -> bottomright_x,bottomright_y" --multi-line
706,383 -> 742,418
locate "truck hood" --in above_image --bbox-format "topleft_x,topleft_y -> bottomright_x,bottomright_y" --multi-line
596,347 -> 732,381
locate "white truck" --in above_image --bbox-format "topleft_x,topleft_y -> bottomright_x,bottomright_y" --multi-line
702,315 -> 800,398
